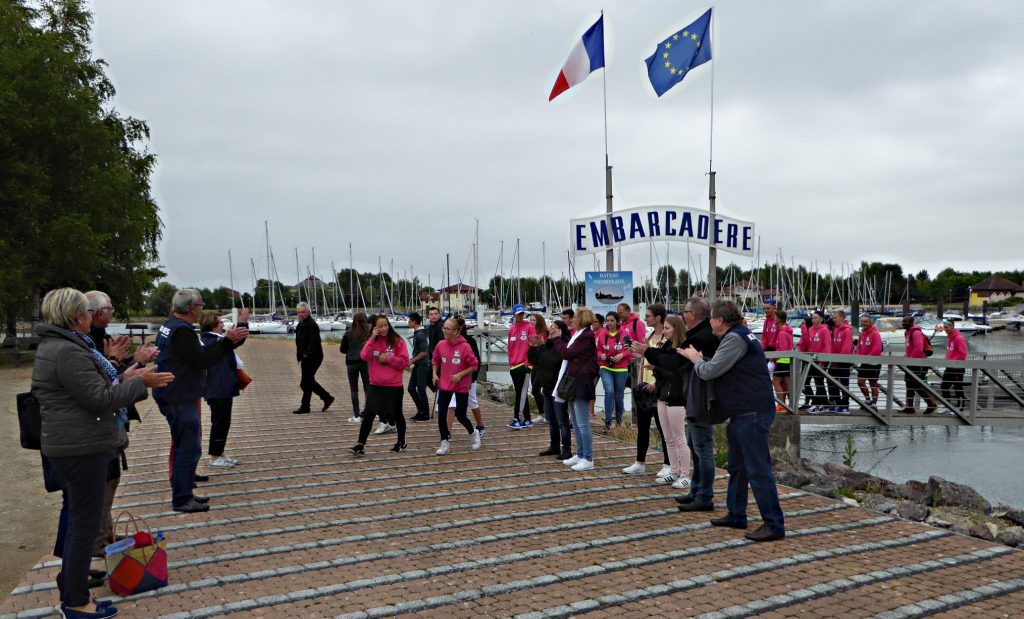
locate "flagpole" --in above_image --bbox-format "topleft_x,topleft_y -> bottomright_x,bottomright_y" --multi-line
706,11 -> 717,303
601,10 -> 614,273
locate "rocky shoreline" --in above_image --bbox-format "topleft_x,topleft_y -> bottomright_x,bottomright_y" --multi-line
776,459 -> 1024,548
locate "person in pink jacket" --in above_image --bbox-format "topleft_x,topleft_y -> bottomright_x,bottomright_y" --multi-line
597,312 -> 632,431
939,319 -> 969,409
801,311 -> 831,412
899,316 -> 936,415
506,305 -> 537,429
351,316 -> 410,454
855,315 -> 883,407
432,318 -> 481,455
761,299 -> 780,352
772,311 -> 794,412
826,310 -> 854,413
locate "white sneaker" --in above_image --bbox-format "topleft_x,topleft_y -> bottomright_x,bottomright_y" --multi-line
347,416 -> 361,423
435,440 -> 451,455
656,464 -> 672,479
672,477 -> 692,489
622,462 -> 646,475
470,429 -> 481,451
655,474 -> 676,485
374,422 -> 389,434
223,455 -> 239,465
384,424 -> 396,434
209,457 -> 235,468
571,459 -> 595,471
563,455 -> 580,466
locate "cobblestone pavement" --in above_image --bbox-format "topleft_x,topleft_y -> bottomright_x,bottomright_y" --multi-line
4,339 -> 1024,618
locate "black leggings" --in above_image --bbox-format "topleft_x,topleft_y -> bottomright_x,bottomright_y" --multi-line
346,362 -> 369,416
804,366 -> 828,405
826,362 -> 851,406
530,369 -> 545,421
941,367 -> 966,404
437,390 -> 474,440
636,402 -> 670,465
358,385 -> 405,444
207,397 -> 233,456
510,366 -> 532,421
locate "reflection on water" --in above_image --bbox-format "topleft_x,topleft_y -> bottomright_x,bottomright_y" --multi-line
802,423 -> 1024,509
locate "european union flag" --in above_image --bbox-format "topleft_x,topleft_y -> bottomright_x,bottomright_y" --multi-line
645,8 -> 713,97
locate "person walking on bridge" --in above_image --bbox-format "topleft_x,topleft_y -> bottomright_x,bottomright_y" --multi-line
899,315 -> 937,415
856,314 -> 883,407
939,319 -> 968,409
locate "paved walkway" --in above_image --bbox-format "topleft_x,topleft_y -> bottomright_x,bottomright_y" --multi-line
4,339 -> 1024,618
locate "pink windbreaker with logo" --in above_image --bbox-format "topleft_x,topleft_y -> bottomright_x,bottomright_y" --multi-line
856,325 -> 883,357
596,328 -> 632,371
361,335 -> 410,387
775,323 -> 794,352
945,328 -> 968,361
831,323 -> 853,355
507,319 -> 536,370
805,324 -> 832,354
762,314 -> 780,350
904,326 -> 927,359
621,313 -> 647,345
432,336 -> 479,393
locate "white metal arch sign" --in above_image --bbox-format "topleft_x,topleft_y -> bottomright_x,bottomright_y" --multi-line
571,204 -> 755,257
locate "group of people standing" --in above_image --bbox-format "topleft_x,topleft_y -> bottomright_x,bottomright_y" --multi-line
760,300 -> 969,415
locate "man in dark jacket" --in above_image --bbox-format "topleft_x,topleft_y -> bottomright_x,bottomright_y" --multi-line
406,312 -> 431,421
681,300 -> 785,542
154,288 -> 248,513
84,290 -> 159,555
294,302 -> 333,414
670,297 -> 720,513
426,306 -> 444,395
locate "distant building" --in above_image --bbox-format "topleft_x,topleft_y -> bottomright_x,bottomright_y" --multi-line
969,276 -> 1024,306
422,283 -> 484,313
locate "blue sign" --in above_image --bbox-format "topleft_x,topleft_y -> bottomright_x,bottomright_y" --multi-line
586,271 -> 634,316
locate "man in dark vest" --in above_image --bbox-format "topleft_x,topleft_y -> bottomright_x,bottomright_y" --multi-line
155,289 -> 248,513
681,300 -> 785,542
294,302 -> 334,414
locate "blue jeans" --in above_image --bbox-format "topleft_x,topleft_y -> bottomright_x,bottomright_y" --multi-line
600,369 -> 628,424
686,423 -> 716,502
159,400 -> 202,508
725,410 -> 785,533
569,399 -> 593,461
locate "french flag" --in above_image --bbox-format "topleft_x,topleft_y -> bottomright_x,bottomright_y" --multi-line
549,15 -> 605,101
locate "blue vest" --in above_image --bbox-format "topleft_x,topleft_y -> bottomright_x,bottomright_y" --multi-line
200,331 -> 239,400
714,325 -> 775,416
154,316 -> 204,404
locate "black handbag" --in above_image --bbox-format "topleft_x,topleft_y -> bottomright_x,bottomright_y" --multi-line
556,374 -> 577,401
632,381 -> 658,410
17,392 -> 42,450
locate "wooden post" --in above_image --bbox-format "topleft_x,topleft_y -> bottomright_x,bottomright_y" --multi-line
981,300 -> 989,324
936,299 -> 944,321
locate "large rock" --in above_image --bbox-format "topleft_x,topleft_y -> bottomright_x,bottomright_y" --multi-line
800,459 -> 827,477
996,526 -> 1024,548
844,471 -> 895,495
927,476 -> 992,512
1003,509 -> 1024,527
823,462 -> 853,477
969,524 -> 996,542
891,501 -> 928,522
892,480 -> 930,504
803,480 -> 842,498
775,470 -> 811,489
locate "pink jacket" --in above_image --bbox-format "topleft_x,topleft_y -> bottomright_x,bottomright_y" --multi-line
596,328 -> 632,371
507,319 -> 536,370
432,336 -> 478,393
831,323 -> 853,355
945,328 -> 968,361
621,313 -> 647,345
761,314 -> 779,350
361,335 -> 410,387
856,325 -> 883,357
806,324 -> 832,354
775,324 -> 794,353
797,322 -> 810,353
904,325 -> 927,359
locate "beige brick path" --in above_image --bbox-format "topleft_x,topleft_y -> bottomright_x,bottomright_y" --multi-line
3,338 -> 1023,618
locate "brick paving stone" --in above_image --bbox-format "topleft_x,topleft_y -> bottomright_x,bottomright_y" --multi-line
5,339 -> 1024,619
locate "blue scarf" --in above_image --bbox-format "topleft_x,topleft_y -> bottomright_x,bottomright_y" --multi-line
72,331 -> 128,427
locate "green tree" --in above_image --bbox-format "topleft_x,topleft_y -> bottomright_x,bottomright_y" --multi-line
147,282 -> 176,317
0,0 -> 163,332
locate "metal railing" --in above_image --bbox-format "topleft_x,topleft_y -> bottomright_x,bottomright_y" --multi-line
765,351 -> 1024,426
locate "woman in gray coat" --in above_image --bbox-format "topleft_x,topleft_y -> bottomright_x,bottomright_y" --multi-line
32,288 -> 172,619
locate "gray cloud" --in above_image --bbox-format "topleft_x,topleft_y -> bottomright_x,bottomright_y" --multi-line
89,0 -> 1024,291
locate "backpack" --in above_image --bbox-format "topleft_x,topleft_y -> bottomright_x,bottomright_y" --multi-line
911,326 -> 934,357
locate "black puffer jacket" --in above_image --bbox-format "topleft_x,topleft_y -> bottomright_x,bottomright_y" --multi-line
527,339 -> 564,397
31,324 -> 147,458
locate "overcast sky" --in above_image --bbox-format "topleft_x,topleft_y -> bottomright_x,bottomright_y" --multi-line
88,1 -> 1024,293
